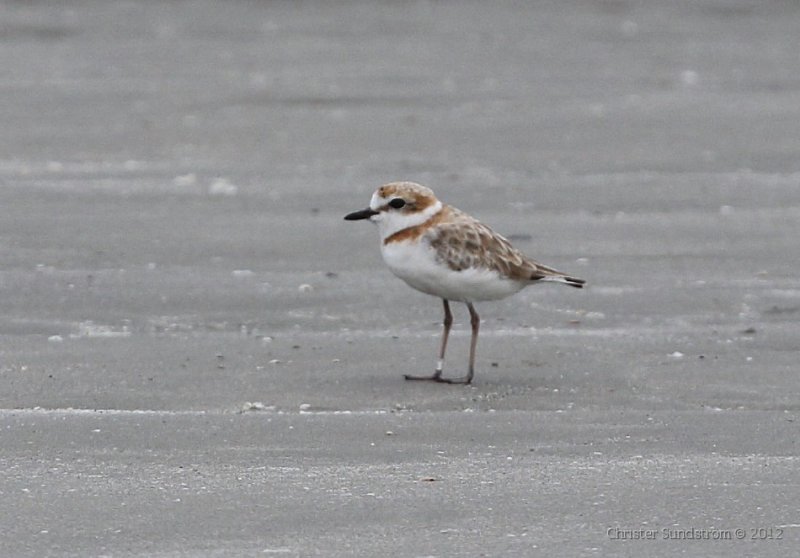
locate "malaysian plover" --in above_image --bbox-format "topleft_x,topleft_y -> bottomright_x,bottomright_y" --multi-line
345,181 -> 585,384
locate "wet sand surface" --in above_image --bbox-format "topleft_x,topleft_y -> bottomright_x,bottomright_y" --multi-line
1,1 -> 799,556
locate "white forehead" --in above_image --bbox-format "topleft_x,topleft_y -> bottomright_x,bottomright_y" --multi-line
369,191 -> 382,210
370,190 -> 397,210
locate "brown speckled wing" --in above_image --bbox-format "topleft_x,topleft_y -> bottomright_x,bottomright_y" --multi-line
426,206 -> 551,281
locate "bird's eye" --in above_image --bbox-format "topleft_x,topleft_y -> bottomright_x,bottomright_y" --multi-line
388,198 -> 406,209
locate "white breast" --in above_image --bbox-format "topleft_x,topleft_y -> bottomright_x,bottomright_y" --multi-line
380,239 -> 526,302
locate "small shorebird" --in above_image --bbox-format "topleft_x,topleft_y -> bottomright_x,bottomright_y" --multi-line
345,182 -> 585,384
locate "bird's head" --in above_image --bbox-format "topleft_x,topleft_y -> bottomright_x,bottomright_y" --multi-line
344,182 -> 442,241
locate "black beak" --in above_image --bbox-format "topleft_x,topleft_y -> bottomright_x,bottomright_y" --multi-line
344,208 -> 378,221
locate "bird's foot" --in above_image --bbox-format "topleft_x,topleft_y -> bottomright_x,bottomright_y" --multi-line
403,371 -> 472,385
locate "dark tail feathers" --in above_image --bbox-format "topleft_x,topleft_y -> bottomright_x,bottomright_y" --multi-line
560,275 -> 586,289
537,274 -> 586,288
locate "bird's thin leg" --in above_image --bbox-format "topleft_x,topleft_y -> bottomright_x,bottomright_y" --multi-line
430,302 -> 478,384
436,299 -> 453,374
404,299 -> 452,382
465,302 -> 480,385
405,300 -> 478,385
